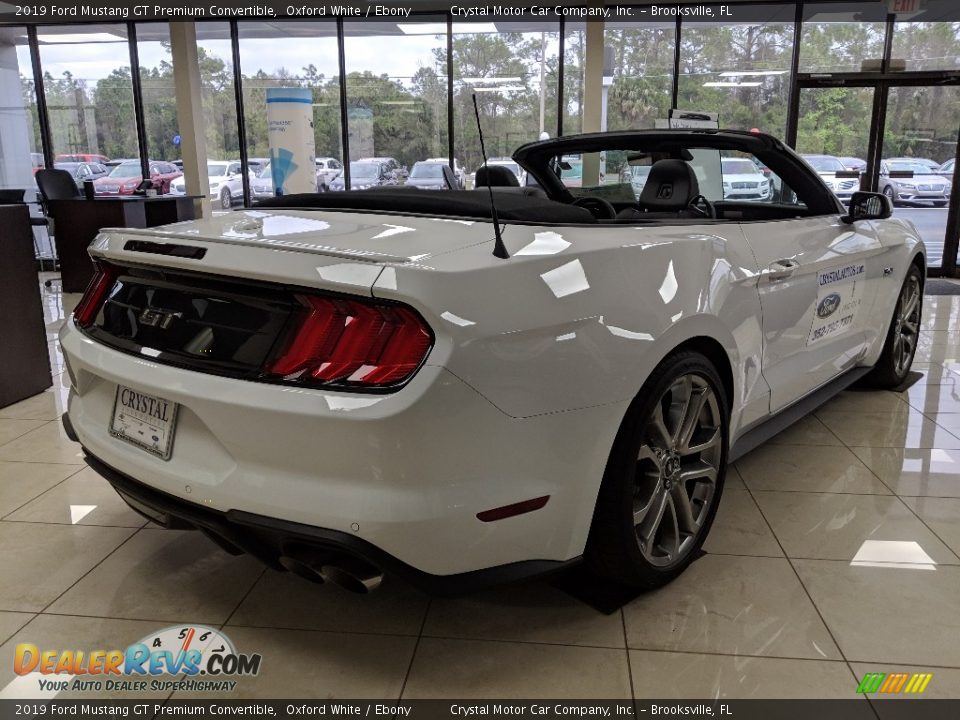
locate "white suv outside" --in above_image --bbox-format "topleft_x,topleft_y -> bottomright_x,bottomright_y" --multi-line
170,160 -> 248,209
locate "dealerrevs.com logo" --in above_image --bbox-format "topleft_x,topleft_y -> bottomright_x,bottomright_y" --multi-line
14,625 -> 261,694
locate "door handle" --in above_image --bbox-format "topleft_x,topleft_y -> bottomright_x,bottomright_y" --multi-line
767,259 -> 800,281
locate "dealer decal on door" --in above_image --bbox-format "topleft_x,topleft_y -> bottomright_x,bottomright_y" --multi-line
807,262 -> 865,345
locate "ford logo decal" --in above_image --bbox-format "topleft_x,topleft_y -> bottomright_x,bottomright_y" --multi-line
817,293 -> 842,318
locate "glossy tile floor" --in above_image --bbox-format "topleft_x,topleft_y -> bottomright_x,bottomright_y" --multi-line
1,281 -> 960,701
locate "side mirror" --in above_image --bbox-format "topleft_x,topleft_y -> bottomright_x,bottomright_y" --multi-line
842,191 -> 892,223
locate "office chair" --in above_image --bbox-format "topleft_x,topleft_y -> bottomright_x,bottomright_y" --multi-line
34,168 -> 79,292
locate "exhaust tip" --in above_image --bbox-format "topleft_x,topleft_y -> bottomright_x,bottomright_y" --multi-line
279,555 -> 326,584
322,563 -> 383,594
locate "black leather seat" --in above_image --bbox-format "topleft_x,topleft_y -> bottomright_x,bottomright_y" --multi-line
617,159 -> 700,220
475,165 -> 520,188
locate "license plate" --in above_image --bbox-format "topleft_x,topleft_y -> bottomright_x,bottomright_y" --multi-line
110,385 -> 179,460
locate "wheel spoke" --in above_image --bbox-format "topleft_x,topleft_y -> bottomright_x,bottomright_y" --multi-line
679,459 -> 718,486
636,485 -> 668,540
682,426 -> 721,457
662,493 -> 682,559
675,386 -> 710,452
637,444 -> 659,464
670,484 -> 699,536
902,286 -> 919,320
648,403 -> 672,449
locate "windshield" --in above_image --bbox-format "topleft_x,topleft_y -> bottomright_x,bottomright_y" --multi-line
805,156 -> 845,173
721,159 -> 758,175
888,161 -> 932,175
256,163 -> 271,178
411,163 -> 444,179
108,164 -> 142,179
207,163 -> 229,176
351,162 -> 379,178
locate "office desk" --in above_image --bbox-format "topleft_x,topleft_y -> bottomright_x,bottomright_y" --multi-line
47,196 -> 198,292
0,204 -> 52,408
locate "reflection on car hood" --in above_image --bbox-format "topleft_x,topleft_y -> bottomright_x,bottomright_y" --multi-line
406,177 -> 446,188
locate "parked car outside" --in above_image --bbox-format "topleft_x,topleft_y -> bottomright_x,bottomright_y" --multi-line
405,160 -> 454,190
54,161 -> 110,188
879,159 -> 951,207
887,157 -> 940,173
250,161 -> 275,200
801,154 -> 859,202
936,158 -> 955,177
93,160 -> 182,196
424,157 -> 466,188
721,157 -> 772,200
329,160 -> 399,191
170,160 -> 249,209
838,156 -> 867,173
55,153 -> 110,164
361,156 -> 407,182
315,157 -> 343,192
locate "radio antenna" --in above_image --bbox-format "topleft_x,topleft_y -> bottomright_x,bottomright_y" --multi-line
472,93 -> 509,260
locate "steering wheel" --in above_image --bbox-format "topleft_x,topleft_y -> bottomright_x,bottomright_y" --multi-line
572,196 -> 617,220
687,194 -> 716,219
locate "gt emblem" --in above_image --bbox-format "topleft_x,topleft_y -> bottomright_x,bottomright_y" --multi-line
139,307 -> 182,330
817,293 -> 842,319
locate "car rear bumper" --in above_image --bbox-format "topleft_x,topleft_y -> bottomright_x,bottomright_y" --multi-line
60,320 -> 618,578
66,426 -> 577,596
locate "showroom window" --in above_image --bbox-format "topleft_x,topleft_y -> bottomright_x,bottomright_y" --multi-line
677,4 -> 795,138
799,1 -> 888,73
35,24 -> 138,163
891,0 -> 960,71
237,20 -> 343,177
0,26 -> 42,191
603,18 -> 675,132
194,22 -> 240,163
135,23 -> 180,165
343,17 -> 449,189
452,20 -> 560,179
562,21 -> 586,135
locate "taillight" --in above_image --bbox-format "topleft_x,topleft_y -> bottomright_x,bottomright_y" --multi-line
73,263 -> 119,328
266,294 -> 432,389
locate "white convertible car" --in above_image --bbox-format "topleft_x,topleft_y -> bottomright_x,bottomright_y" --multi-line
60,130 -> 924,595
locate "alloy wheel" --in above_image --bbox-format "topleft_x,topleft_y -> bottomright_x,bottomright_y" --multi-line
893,274 -> 921,377
632,373 -> 722,567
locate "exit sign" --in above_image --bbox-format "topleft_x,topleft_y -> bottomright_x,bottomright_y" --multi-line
889,0 -> 924,13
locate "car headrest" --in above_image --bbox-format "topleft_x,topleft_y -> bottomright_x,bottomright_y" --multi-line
638,159 -> 699,211
475,165 -> 520,187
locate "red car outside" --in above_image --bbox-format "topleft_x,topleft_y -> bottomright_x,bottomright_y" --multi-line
93,160 -> 182,196
56,153 -> 110,164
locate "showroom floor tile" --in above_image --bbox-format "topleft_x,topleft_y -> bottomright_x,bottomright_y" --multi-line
1,288 -> 960,699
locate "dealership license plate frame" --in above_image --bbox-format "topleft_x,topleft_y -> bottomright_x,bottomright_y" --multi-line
110,385 -> 179,460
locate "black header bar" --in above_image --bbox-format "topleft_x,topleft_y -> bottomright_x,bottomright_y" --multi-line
5,1 -> 959,26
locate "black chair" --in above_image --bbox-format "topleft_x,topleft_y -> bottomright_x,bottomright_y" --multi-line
36,168 -> 80,201
475,165 -> 520,188
0,189 -> 25,204
34,169 -> 79,288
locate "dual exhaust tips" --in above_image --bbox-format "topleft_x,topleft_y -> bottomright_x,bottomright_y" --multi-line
278,549 -> 383,594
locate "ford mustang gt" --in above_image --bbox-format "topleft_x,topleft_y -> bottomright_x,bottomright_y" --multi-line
59,130 -> 924,595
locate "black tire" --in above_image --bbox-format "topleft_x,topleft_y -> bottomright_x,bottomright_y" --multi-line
586,350 -> 729,589
864,264 -> 923,388
219,188 -> 231,210
883,186 -> 898,207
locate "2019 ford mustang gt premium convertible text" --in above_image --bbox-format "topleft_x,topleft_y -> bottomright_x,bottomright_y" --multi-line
59,130 -> 924,595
